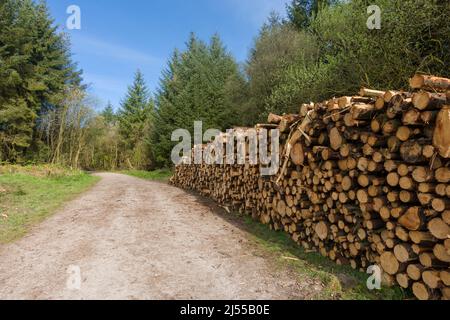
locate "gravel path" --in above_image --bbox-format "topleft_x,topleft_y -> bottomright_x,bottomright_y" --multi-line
0,173 -> 322,300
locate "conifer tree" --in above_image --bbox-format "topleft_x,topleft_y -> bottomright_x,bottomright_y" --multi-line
101,102 -> 116,125
152,33 -> 240,167
0,0 -> 82,161
118,70 -> 154,168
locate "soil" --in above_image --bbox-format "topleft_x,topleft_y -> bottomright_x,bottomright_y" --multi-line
0,173 -> 323,300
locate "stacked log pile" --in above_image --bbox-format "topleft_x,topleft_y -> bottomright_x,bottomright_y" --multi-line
170,74 -> 450,300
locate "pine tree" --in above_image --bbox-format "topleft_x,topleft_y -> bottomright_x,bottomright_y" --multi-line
101,102 -> 116,125
152,33 -> 240,167
0,0 -> 83,162
151,50 -> 183,167
118,70 -> 155,168
286,0 -> 338,30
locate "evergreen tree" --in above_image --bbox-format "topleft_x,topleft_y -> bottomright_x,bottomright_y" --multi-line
0,0 -> 82,162
151,34 -> 240,167
101,102 -> 116,125
118,70 -> 154,168
286,0 -> 338,29
286,0 -> 311,29
151,50 -> 183,167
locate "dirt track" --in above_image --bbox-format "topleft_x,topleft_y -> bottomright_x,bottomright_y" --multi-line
0,173 -> 323,300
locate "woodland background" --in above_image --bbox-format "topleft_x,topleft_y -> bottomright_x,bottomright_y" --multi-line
1,0 -> 449,170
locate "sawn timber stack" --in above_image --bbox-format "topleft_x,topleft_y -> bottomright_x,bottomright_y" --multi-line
170,74 -> 450,300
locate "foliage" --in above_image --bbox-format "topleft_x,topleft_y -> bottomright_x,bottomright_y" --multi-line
245,19 -> 320,117
1,0 -> 449,171
117,70 -> 155,169
236,0 -> 450,119
101,102 -> 117,125
227,211 -> 407,300
37,87 -> 97,168
78,112 -> 121,170
0,163 -> 84,177
151,34 -> 241,167
0,167 -> 99,243
0,0 -> 82,162
286,0 -> 339,30
121,169 -> 173,181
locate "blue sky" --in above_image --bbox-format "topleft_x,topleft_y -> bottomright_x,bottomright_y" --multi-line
46,0 -> 290,110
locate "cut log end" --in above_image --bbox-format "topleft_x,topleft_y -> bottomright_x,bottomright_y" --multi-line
413,282 -> 437,300
381,252 -> 401,275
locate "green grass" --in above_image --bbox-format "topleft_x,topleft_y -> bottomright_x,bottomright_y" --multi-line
0,168 -> 99,244
221,211 -> 408,300
121,169 -> 173,181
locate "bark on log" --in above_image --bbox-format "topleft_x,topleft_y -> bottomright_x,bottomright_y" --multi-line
410,75 -> 450,91
433,106 -> 450,158
268,113 -> 283,124
412,91 -> 447,110
359,87 -> 385,98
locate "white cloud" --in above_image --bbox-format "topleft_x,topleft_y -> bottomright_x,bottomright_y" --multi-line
82,73 -> 129,109
223,0 -> 290,26
72,35 -> 161,66
83,73 -> 127,94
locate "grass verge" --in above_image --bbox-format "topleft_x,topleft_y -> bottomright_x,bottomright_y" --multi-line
217,209 -> 409,300
0,165 -> 99,244
121,169 -> 173,181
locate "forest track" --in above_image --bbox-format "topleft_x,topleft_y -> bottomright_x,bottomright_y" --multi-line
0,173 -> 323,300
